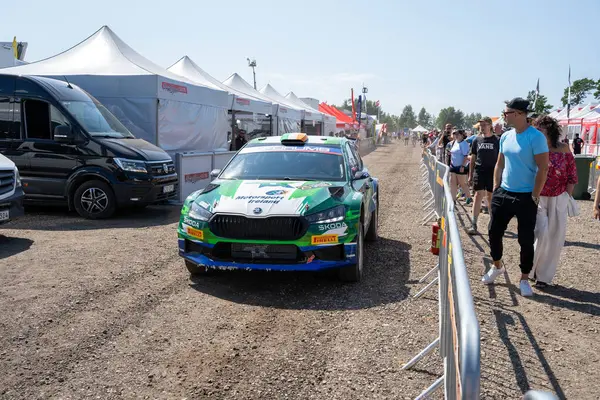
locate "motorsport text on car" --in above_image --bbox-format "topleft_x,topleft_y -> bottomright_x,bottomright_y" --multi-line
177,133 -> 379,282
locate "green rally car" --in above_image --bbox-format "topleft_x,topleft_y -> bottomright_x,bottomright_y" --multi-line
177,133 -> 379,282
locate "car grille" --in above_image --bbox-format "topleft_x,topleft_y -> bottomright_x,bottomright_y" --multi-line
147,160 -> 176,176
0,169 -> 15,197
209,215 -> 307,241
216,243 -> 302,263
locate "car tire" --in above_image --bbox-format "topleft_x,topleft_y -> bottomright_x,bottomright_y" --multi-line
365,198 -> 378,242
185,260 -> 209,277
73,180 -> 117,219
338,222 -> 364,282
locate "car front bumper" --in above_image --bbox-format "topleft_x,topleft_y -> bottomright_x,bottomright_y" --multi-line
113,174 -> 178,206
0,187 -> 25,224
178,238 -> 358,271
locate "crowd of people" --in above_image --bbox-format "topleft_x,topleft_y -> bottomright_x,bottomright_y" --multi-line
420,97 -> 600,297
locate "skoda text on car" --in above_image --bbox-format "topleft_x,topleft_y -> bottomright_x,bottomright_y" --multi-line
177,133 -> 379,282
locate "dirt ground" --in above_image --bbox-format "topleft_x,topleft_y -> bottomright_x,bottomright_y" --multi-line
0,143 -> 598,399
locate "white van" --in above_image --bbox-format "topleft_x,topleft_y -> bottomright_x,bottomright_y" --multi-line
0,153 -> 23,224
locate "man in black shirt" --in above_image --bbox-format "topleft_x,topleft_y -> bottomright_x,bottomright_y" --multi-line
467,117 -> 500,234
572,133 -> 584,155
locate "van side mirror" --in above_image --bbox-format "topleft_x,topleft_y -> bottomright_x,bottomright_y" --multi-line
210,169 -> 221,179
54,125 -> 74,143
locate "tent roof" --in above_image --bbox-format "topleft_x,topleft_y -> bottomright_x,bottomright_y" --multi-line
412,125 -> 428,132
284,92 -> 324,121
222,73 -> 280,114
1,26 -> 204,83
168,56 -> 272,114
566,103 -> 598,120
258,84 -> 303,120
582,108 -> 600,122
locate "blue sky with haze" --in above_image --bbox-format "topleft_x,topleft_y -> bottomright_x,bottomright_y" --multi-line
3,0 -> 599,118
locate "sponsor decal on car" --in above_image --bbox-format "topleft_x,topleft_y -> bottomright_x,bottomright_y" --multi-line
240,146 -> 343,155
186,227 -> 204,240
183,216 -> 201,228
311,234 -> 339,245
317,222 -> 347,231
234,195 -> 285,204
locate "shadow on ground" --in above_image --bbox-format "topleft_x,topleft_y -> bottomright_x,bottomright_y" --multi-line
189,237 -> 412,311
5,205 -> 181,231
0,235 -> 34,259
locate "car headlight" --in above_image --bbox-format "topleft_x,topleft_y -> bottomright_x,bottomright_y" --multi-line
114,158 -> 147,173
306,205 -> 345,224
15,169 -> 22,187
189,201 -> 213,221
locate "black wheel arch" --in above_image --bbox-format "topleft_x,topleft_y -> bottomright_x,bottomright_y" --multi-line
66,168 -> 115,210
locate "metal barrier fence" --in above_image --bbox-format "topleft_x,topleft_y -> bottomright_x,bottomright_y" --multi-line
403,150 -> 480,400
589,156 -> 600,196
175,150 -> 237,203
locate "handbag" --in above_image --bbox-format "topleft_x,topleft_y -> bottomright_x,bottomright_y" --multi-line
567,194 -> 580,217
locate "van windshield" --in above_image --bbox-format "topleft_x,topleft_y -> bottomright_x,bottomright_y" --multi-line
61,100 -> 134,138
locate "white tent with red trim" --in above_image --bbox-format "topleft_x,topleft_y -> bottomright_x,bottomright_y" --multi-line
0,26 -> 230,153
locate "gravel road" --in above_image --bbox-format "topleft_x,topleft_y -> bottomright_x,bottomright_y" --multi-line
1,142 -> 597,399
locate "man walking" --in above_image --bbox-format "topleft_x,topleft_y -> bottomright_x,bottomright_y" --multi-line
572,133 -> 584,155
467,117 -> 499,234
482,98 -> 549,297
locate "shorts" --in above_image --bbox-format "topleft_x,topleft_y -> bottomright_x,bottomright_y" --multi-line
473,169 -> 494,192
449,165 -> 469,175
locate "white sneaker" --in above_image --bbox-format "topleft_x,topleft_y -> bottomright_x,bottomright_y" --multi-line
520,280 -> 534,297
482,266 -> 505,284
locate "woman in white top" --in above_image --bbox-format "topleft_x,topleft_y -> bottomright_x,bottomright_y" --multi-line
448,130 -> 473,205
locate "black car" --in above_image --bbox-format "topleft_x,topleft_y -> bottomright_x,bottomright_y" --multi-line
0,74 -> 178,219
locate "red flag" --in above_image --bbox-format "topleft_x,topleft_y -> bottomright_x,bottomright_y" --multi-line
375,100 -> 380,107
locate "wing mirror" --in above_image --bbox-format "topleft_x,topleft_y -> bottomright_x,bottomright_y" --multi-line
210,169 -> 221,179
352,169 -> 370,180
54,125 -> 75,143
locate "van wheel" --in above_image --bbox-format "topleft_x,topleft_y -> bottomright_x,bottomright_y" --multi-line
73,180 -> 117,219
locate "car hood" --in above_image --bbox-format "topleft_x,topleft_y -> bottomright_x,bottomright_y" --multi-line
0,153 -> 16,169
96,138 -> 171,161
194,180 -> 348,217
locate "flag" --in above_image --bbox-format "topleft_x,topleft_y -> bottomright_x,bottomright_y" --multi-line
357,95 -> 362,127
375,100 -> 380,107
11,37 -> 18,59
532,79 -> 539,110
351,88 -> 356,122
567,65 -> 572,119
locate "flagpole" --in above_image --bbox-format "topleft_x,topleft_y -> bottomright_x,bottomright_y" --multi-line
533,78 -> 539,111
567,65 -> 571,119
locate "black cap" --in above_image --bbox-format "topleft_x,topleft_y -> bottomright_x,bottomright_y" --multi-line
505,97 -> 530,112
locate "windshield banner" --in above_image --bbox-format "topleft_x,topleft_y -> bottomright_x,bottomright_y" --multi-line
240,145 -> 342,155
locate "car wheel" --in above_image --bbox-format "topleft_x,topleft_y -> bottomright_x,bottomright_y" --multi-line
338,222 -> 364,282
73,180 -> 117,219
185,260 -> 211,277
365,199 -> 378,242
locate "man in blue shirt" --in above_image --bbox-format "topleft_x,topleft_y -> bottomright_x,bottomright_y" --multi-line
482,98 -> 549,297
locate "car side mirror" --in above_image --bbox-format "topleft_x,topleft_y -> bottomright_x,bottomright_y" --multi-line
210,169 -> 221,179
353,169 -> 369,180
54,125 -> 74,143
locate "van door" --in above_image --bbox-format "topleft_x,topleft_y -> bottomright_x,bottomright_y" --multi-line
15,77 -> 78,200
0,75 -> 29,174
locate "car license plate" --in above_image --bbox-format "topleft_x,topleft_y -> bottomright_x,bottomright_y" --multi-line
0,210 -> 9,222
163,184 -> 175,193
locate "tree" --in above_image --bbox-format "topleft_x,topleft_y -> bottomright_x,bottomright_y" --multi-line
436,107 -> 465,129
463,112 -> 482,130
417,107 -> 432,128
398,105 -> 417,129
526,90 -> 553,114
561,78 -> 597,106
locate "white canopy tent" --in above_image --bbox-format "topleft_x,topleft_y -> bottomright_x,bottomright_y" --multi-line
284,92 -> 323,122
0,26 -> 230,153
259,84 -> 303,134
168,56 -> 272,115
411,125 -> 428,133
222,73 -> 279,115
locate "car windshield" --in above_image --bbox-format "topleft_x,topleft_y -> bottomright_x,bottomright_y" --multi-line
220,145 -> 346,181
61,100 -> 134,138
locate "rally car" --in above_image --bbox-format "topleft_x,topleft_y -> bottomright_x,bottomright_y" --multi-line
177,133 -> 379,282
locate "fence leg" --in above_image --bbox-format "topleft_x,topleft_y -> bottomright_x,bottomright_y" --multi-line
402,337 -> 440,370
421,210 -> 436,226
414,275 -> 439,299
418,264 -> 439,283
414,375 -> 445,400
422,198 -> 434,210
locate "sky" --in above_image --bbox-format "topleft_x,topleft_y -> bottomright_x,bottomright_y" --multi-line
2,0 -> 599,118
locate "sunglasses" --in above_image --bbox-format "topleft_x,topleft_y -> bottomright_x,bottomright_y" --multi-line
502,111 -> 518,116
